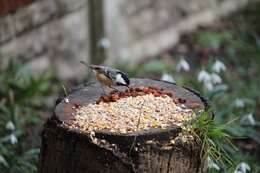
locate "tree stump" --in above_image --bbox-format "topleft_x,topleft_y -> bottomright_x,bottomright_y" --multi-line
39,78 -> 210,173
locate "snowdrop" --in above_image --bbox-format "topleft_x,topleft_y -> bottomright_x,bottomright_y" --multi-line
9,134 -> 18,145
161,73 -> 175,83
176,58 -> 190,72
197,70 -> 211,83
207,157 -> 220,171
212,60 -> 226,73
233,98 -> 245,108
98,38 -> 110,49
5,121 -> 15,131
198,70 -> 223,91
234,162 -> 250,173
240,113 -> 256,126
204,82 -> 214,91
210,73 -> 222,84
198,70 -> 214,91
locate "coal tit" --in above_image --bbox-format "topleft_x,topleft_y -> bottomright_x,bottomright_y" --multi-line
80,61 -> 130,93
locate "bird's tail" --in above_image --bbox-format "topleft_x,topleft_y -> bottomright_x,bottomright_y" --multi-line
80,61 -> 95,69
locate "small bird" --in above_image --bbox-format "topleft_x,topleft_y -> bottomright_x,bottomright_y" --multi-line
80,61 -> 130,94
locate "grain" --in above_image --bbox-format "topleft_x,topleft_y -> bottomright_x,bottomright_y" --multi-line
67,87 -> 195,134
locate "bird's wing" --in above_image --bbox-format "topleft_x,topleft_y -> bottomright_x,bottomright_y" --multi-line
81,62 -> 123,80
104,67 -> 118,80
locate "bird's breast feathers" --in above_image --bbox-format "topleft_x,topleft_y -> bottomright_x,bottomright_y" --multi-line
96,73 -> 114,85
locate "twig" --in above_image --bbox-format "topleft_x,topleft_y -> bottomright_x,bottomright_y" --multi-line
129,103 -> 143,155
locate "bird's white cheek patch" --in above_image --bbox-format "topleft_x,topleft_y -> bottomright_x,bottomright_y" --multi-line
116,74 -> 126,85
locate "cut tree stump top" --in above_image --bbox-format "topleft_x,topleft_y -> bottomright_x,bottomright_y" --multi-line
54,78 -> 209,146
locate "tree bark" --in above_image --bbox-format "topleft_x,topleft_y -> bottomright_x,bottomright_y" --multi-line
39,78 -> 209,173
88,0 -> 106,64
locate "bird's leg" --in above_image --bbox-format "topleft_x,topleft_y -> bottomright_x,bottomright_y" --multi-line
125,85 -> 130,91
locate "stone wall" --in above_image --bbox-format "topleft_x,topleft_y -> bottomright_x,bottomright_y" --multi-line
104,0 -> 258,65
0,0 -> 258,79
0,0 -> 88,79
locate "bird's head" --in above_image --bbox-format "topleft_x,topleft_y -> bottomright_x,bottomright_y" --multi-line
115,72 -> 130,86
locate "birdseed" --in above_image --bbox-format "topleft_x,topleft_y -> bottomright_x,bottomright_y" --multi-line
66,87 -> 196,134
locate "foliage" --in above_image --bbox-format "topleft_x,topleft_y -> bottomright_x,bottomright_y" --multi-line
183,111 -> 237,172
115,5 -> 260,172
0,3 -> 259,173
0,61 -> 56,173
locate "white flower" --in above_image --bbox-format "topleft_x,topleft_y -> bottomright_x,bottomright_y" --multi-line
207,157 -> 220,171
233,98 -> 245,108
176,58 -> 190,72
98,38 -> 110,49
212,60 -> 226,73
240,113 -> 256,126
204,82 -> 214,91
9,134 -> 18,145
161,73 -> 175,83
5,121 -> 15,131
198,70 -> 214,91
0,155 -> 9,167
210,73 -> 222,84
234,162 -> 250,173
198,70 -> 211,83
198,70 -> 223,91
